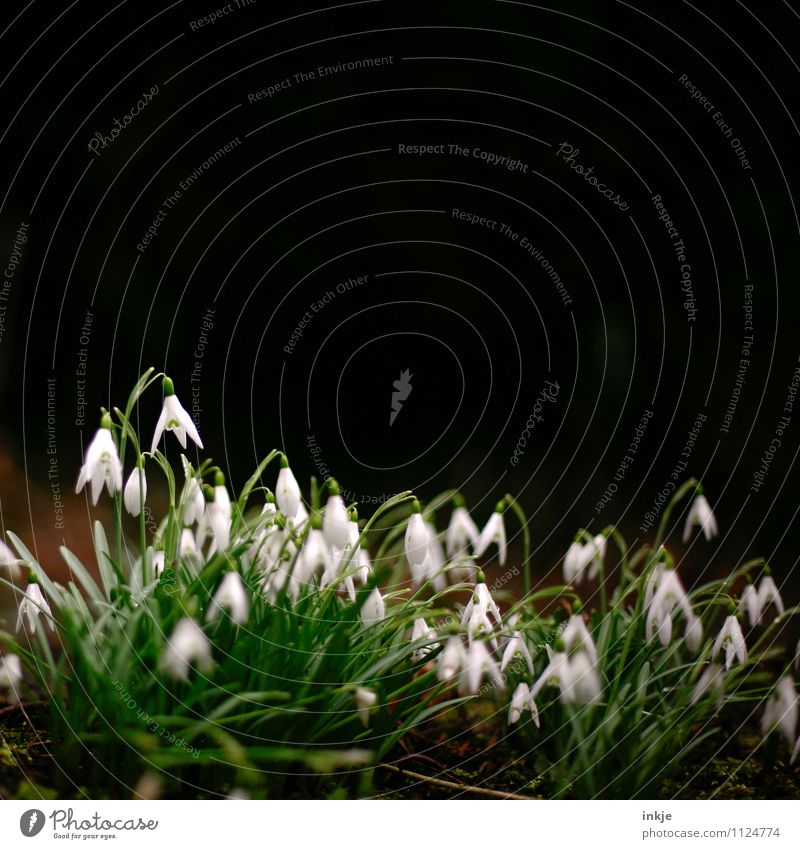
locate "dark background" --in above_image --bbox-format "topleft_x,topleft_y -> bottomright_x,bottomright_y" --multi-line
1,0 -> 799,594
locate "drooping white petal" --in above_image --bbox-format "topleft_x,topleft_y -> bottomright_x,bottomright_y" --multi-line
761,676 -> 798,746
501,632 -> 534,676
508,682 -> 539,726
162,617 -> 213,680
475,512 -> 507,565
15,583 -> 54,634
739,584 -> 762,628
123,467 -> 147,517
151,394 -> 203,454
446,506 -> 479,557
683,493 -> 718,542
206,572 -> 250,625
757,576 -> 784,620
361,588 -> 385,626
75,428 -> 123,504
404,513 -> 429,569
322,493 -> 351,550
275,466 -> 301,519
354,687 -> 378,728
712,615 -> 747,670
438,636 -> 466,682
562,615 -> 598,666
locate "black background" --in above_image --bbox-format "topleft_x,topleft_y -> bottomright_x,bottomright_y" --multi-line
1,0 -> 799,592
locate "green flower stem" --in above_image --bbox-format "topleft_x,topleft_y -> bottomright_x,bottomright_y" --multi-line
504,493 -> 531,597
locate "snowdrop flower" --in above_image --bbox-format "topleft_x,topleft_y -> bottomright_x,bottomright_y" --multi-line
322,480 -> 351,550
421,522 -> 447,591
207,477 -> 232,552
0,653 -> 22,702
460,640 -> 505,695
361,588 -> 385,626
501,631 -> 534,676
585,535 -> 607,581
123,463 -> 147,517
761,676 -> 798,746
461,574 -> 502,642
692,663 -> 724,709
0,540 -> 21,578
739,582 -> 761,628
206,571 -> 249,625
563,540 -> 590,584
16,576 -> 54,634
684,614 -> 704,652
446,498 -> 479,557
682,490 -> 718,543
75,420 -> 123,504
508,682 -> 539,726
275,455 -> 302,520
162,618 -> 213,681
756,572 -> 784,622
437,636 -> 467,682
301,526 -> 333,586
354,687 -> 378,727
475,502 -> 507,565
182,478 -> 206,526
530,651 -> 573,701
562,613 -> 598,666
404,500 -> 429,573
563,650 -> 602,705
411,618 -> 439,662
178,529 -> 199,558
151,550 -> 166,576
712,614 -> 747,670
150,377 -> 203,455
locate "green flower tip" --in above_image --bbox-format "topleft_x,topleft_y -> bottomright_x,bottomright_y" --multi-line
28,571 -> 38,584
214,470 -> 225,488
280,453 -> 289,469
410,498 -> 421,514
476,569 -> 486,584
327,478 -> 340,496
554,637 -> 565,652
202,484 -> 215,502
349,506 -> 359,521
495,499 -> 505,514
100,411 -> 113,430
763,563 -> 772,577
265,490 -> 275,504
572,599 -> 582,615
162,376 -> 175,397
695,482 -> 704,495
310,511 -> 322,530
727,600 -> 738,616
452,493 -> 465,508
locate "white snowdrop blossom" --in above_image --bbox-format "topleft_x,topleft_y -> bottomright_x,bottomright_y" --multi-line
404,504 -> 429,572
475,507 -> 507,565
123,466 -> 147,517
756,575 -> 784,621
645,567 -> 699,649
446,503 -> 479,557
501,631 -> 534,676
712,615 -> 747,670
508,682 -> 539,726
182,478 -> 206,526
205,484 -> 232,553
460,640 -> 505,696
438,636 -> 467,682
563,650 -> 602,705
530,651 -> 573,702
162,618 -> 213,680
739,583 -> 761,628
562,614 -> 598,666
682,492 -> 718,543
0,653 -> 23,701
15,580 -> 54,634
354,687 -> 378,728
683,614 -> 704,652
361,588 -> 385,626
563,535 -> 606,584
76,426 -> 123,504
411,618 -> 439,662
461,579 -> 502,643
150,379 -> 203,455
692,663 -> 725,709
322,486 -> 351,550
206,571 -> 250,625
761,676 -> 798,746
0,540 -> 21,577
275,459 -> 302,520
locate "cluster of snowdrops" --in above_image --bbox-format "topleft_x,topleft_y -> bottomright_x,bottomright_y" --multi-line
1,369 -> 799,797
